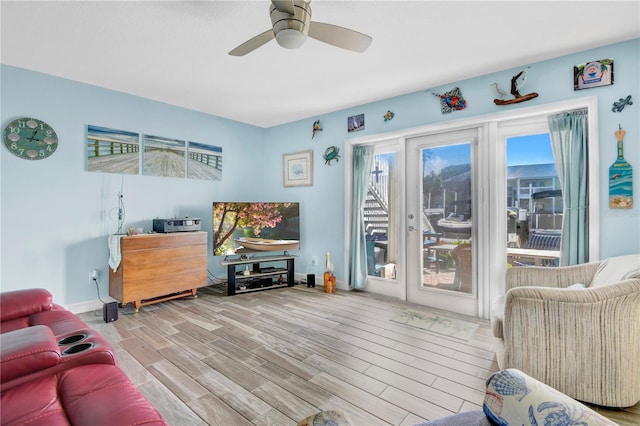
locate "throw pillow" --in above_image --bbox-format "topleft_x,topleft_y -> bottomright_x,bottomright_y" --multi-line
483,369 -> 617,426
297,410 -> 353,426
591,254 -> 640,287
567,283 -> 587,289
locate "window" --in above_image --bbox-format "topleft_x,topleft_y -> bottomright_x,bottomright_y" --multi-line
365,151 -> 397,279
506,133 -> 561,267
346,98 -> 599,318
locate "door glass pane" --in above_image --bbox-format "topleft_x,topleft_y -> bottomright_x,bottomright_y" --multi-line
365,152 -> 397,279
506,133 -> 561,267
421,143 -> 473,293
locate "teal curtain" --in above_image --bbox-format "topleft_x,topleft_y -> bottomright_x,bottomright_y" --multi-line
349,145 -> 374,289
548,110 -> 589,265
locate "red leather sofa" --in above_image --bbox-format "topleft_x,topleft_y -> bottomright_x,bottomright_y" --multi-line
1,288 -> 167,425
0,288 -> 86,335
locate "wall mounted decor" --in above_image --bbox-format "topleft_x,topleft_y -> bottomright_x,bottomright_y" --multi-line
323,146 -> 340,165
87,125 -> 139,174
383,110 -> 395,121
429,87 -> 467,113
612,95 -> 633,112
187,141 -> 223,181
312,119 -> 322,139
348,113 -> 364,132
3,117 -> 58,160
87,125 -> 222,180
574,58 -> 614,90
609,125 -> 633,209
283,150 -> 313,187
493,67 -> 539,105
143,134 -> 186,178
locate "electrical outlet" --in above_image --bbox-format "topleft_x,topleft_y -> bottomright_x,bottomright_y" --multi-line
311,256 -> 318,266
90,269 -> 99,284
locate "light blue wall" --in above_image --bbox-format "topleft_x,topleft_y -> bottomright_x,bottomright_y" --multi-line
265,38 -> 640,281
2,39 -> 638,307
1,65 -> 265,305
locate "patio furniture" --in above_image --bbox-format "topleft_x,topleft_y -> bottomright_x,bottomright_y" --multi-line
451,243 -> 472,291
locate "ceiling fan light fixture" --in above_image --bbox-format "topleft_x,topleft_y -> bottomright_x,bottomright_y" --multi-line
229,0 -> 372,56
270,1 -> 311,49
275,28 -> 307,49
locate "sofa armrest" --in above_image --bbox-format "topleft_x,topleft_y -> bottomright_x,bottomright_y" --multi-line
0,288 -> 54,322
503,279 -> 640,406
483,369 -> 617,425
505,262 -> 599,291
0,325 -> 61,384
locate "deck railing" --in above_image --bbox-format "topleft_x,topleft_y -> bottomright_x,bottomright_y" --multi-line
189,151 -> 222,171
364,154 -> 392,237
370,156 -> 391,211
88,137 -> 139,158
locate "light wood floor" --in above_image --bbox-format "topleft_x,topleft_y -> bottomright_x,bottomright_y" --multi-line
78,285 -> 638,425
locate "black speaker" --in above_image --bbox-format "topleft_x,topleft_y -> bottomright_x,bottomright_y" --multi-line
307,274 -> 316,288
103,302 -> 118,323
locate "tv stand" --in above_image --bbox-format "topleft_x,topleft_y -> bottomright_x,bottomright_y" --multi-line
220,255 -> 295,296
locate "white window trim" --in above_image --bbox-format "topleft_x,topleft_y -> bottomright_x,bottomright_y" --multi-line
344,97 -> 599,316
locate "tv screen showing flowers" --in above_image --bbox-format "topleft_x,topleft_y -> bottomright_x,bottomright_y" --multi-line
212,202 -> 300,256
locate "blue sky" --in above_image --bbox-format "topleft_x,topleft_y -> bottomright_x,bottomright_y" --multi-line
423,133 -> 554,173
506,133 -> 554,166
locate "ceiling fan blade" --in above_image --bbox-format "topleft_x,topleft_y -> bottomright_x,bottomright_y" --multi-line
271,0 -> 295,15
228,29 -> 275,56
308,21 -> 372,53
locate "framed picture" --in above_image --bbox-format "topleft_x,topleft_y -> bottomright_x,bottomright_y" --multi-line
283,150 -> 313,187
348,113 -> 364,133
87,125 -> 140,174
142,134 -> 186,178
187,141 -> 223,181
574,58 -> 614,90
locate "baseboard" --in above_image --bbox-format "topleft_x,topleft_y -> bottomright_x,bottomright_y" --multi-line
294,272 -> 345,290
65,296 -> 118,315
67,272 -> 342,313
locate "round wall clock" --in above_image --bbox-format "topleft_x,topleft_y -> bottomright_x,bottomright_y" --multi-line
3,117 -> 58,160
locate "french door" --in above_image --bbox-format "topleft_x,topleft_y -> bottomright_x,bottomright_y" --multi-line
349,98 -> 598,319
406,128 -> 480,317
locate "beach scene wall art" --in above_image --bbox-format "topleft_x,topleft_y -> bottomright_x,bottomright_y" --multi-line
87,125 -> 222,180
87,125 -> 140,174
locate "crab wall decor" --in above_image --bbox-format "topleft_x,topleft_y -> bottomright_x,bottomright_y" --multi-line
323,146 -> 340,165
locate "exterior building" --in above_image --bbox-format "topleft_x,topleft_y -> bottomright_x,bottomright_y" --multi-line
507,163 -> 561,213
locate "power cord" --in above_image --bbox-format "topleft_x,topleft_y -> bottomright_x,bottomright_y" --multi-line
116,174 -> 126,235
93,275 -> 136,316
92,275 -> 106,317
207,269 -> 226,284
93,276 -> 106,304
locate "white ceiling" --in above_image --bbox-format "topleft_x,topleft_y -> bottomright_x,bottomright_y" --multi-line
2,1 -> 639,128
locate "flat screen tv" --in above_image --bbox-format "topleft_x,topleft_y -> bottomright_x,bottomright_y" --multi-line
212,202 -> 300,256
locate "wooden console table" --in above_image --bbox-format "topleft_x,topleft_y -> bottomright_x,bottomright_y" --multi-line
109,232 -> 208,312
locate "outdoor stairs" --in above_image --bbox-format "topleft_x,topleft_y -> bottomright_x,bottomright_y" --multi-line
364,186 -> 389,239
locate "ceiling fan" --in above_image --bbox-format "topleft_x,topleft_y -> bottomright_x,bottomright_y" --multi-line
229,0 -> 372,56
